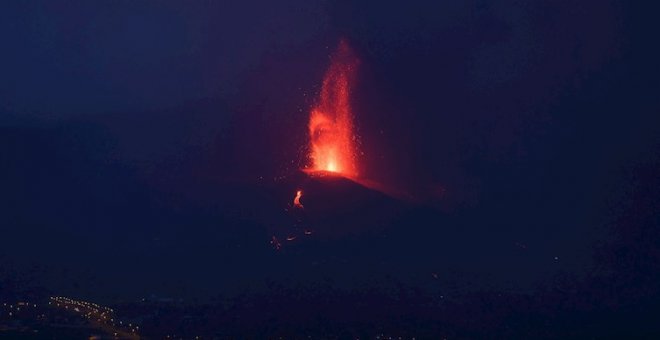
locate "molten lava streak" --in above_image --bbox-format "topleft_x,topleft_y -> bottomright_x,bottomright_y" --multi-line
308,40 -> 360,178
293,190 -> 303,209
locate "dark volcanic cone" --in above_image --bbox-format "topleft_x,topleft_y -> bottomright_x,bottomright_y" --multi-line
263,170 -> 408,245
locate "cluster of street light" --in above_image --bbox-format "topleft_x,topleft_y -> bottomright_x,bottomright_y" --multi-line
50,296 -> 139,336
50,296 -> 113,315
2,301 -> 38,318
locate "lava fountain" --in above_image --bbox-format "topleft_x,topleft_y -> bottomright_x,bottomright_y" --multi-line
307,40 -> 360,178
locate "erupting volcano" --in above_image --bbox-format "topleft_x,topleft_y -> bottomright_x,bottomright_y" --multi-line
307,40 -> 360,178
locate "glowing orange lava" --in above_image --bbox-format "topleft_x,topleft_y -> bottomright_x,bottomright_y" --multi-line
308,40 -> 360,178
293,190 -> 303,208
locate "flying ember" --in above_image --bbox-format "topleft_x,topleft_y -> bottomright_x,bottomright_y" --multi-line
307,40 -> 360,178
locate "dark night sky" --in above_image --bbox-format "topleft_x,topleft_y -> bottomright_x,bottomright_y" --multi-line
0,0 -> 332,116
1,0 -> 659,336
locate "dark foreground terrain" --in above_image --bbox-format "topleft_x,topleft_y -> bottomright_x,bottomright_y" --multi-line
2,120 -> 659,337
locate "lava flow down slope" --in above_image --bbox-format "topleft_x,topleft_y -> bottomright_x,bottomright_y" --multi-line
264,170 -> 406,248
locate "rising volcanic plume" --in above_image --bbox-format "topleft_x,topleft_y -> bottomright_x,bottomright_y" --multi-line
307,40 -> 360,178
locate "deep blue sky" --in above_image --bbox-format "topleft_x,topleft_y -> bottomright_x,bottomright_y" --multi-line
0,0 -> 329,117
0,1 -> 636,119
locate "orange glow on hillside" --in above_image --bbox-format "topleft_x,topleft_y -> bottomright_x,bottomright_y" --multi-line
308,40 -> 359,178
293,190 -> 303,208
